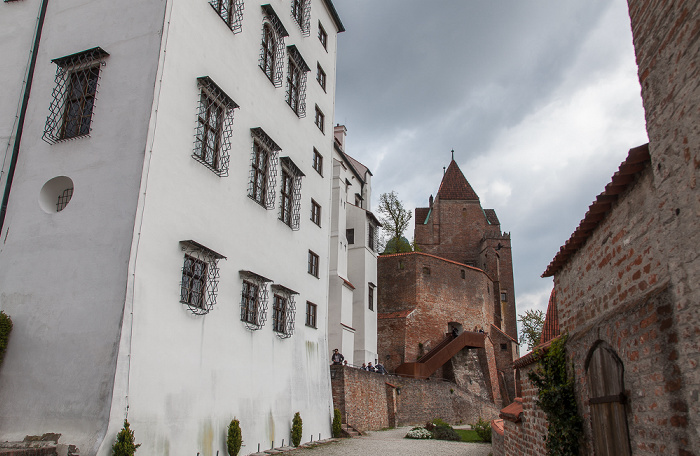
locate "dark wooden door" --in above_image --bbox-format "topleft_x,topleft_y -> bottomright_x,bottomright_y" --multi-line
586,343 -> 631,456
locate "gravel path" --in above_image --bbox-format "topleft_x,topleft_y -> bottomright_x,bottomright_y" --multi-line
282,426 -> 493,456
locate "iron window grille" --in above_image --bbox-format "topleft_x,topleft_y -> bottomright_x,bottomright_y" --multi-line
308,250 -> 319,277
316,63 -> 326,91
291,0 -> 310,36
368,222 -> 376,252
43,47 -> 109,144
210,0 -> 244,33
248,127 -> 280,209
260,4 -> 288,87
312,148 -> 323,176
279,156 -> 304,230
239,270 -> 272,330
193,76 -> 238,176
310,199 -> 321,226
271,284 -> 298,338
56,187 -> 73,212
179,240 -> 225,315
314,105 -> 325,133
318,21 -> 328,49
306,301 -> 317,328
286,45 -> 310,117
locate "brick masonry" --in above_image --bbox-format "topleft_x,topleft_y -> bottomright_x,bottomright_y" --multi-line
495,1 -> 700,454
330,365 -> 499,432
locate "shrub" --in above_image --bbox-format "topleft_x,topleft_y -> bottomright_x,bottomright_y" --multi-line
424,421 -> 435,432
430,418 -> 450,427
112,419 -> 140,456
405,427 -> 432,439
471,417 -> 492,443
432,425 -> 461,441
0,311 -> 12,367
291,412 -> 302,447
227,419 -> 242,456
332,408 -> 342,438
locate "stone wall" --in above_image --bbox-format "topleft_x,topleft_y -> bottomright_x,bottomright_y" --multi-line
627,0 -> 700,451
330,365 -> 499,433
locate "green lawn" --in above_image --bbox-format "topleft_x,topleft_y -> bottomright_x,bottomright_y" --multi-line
454,429 -> 489,443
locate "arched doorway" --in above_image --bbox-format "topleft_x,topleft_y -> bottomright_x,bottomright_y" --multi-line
585,341 -> 631,456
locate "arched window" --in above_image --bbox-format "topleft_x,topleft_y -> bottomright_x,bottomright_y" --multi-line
586,341 -> 631,456
261,24 -> 276,82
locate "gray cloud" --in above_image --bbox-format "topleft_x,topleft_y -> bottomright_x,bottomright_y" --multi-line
332,1 -> 648,318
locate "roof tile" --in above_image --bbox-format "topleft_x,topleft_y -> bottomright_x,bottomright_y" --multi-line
437,160 -> 479,201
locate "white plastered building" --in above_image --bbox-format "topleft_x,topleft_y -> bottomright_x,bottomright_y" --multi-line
327,125 -> 379,367
0,0 -> 344,455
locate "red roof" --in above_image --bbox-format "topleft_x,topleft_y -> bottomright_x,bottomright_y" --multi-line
542,144 -> 650,277
491,419 -> 504,436
490,323 -> 518,343
539,289 -> 560,344
499,398 -> 523,423
437,160 -> 479,201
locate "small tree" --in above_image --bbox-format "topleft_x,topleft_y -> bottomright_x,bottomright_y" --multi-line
112,419 -> 140,456
291,412 -> 303,447
332,408 -> 342,438
528,334 -> 583,456
377,191 -> 412,254
227,419 -> 242,456
0,311 -> 13,367
518,309 -> 545,351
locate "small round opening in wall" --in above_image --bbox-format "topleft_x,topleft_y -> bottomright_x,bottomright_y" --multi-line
39,176 -> 74,213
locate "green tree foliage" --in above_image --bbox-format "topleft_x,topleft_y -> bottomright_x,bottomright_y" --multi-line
518,308 -> 545,351
111,419 -> 140,456
0,311 -> 13,367
377,191 -> 412,254
227,419 -> 242,456
528,334 -> 583,456
291,412 -> 303,447
332,408 -> 342,438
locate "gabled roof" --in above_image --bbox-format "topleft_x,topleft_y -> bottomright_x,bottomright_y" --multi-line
484,209 -> 500,225
437,160 -> 479,201
542,144 -> 650,277
539,289 -> 560,344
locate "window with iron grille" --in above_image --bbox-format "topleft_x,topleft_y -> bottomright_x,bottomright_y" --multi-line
368,284 -> 375,311
286,45 -> 310,117
368,222 -> 376,252
315,105 -> 325,133
310,199 -> 321,226
194,76 -> 238,176
259,5 -> 289,87
291,0 -> 310,36
43,47 -> 109,144
308,250 -> 319,277
278,157 -> 304,229
346,229 -> 354,245
316,63 -> 326,91
239,270 -> 271,330
56,187 -> 73,212
210,0 -> 244,33
179,241 -> 225,315
312,148 -> 323,176
271,284 -> 298,338
248,128 -> 280,209
306,301 -> 317,328
318,21 -> 327,49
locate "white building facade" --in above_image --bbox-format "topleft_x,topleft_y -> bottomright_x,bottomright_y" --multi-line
327,125 -> 379,367
0,0 -> 343,455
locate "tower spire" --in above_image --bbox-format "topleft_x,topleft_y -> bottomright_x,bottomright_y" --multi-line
451,149 -> 454,161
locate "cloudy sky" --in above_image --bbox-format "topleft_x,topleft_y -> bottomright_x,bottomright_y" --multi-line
331,1 -> 649,320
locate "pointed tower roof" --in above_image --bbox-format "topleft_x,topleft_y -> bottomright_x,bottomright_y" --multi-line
437,159 -> 479,201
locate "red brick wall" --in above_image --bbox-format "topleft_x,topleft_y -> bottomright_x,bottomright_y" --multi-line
627,0 -> 700,450
501,366 -> 548,456
330,365 -> 390,432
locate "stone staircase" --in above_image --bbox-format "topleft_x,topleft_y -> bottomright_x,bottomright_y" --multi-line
341,423 -> 361,438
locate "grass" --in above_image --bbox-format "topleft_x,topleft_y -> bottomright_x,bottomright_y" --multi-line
454,429 -> 489,443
